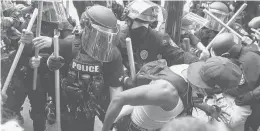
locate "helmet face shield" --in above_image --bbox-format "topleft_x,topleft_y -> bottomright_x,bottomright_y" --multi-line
205,9 -> 229,31
42,1 -> 67,23
82,23 -> 119,62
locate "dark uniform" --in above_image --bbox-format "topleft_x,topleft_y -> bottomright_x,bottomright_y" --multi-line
118,25 -> 199,77
1,2 -> 73,131
46,5 -> 124,131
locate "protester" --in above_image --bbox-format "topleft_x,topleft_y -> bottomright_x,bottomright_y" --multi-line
102,56 -> 243,131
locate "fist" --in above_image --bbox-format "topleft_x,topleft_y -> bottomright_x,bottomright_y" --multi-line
29,56 -> 42,69
47,55 -> 65,71
19,29 -> 34,44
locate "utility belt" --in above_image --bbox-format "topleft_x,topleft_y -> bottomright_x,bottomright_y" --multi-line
115,114 -> 159,131
60,68 -> 106,119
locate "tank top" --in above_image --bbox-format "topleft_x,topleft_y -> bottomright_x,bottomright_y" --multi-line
130,65 -> 189,130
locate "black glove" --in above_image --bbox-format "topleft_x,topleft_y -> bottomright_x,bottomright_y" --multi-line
235,92 -> 254,106
47,54 -> 65,71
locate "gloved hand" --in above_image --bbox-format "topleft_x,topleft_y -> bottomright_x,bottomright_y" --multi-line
47,54 -> 65,71
19,29 -> 34,44
235,92 -> 254,106
29,56 -> 42,69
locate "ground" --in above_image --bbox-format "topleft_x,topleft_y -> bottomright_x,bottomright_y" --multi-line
21,97 -> 103,131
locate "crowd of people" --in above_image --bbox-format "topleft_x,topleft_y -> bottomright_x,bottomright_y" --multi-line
1,0 -> 260,131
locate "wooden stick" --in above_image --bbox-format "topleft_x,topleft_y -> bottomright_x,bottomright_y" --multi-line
203,9 -> 243,39
2,8 -> 38,96
53,32 -> 61,131
33,1 -> 43,90
206,3 -> 247,50
126,37 -> 136,82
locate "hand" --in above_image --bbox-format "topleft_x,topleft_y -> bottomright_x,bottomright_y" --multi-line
251,28 -> 260,41
19,29 -> 34,44
47,54 -> 65,71
1,17 -> 14,29
29,56 -> 42,69
242,36 -> 253,45
208,105 -> 230,124
199,49 -> 210,60
33,36 -> 53,50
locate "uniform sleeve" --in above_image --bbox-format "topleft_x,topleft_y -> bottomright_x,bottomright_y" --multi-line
103,48 -> 124,87
159,33 -> 199,65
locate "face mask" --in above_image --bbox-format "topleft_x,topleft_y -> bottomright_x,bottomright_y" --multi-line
130,26 -> 148,39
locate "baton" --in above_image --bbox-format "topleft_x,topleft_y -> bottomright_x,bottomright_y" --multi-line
33,1 -> 43,90
206,3 -> 247,50
2,8 -> 38,97
53,30 -> 61,131
126,38 -> 136,82
66,0 -> 70,18
203,9 -> 243,40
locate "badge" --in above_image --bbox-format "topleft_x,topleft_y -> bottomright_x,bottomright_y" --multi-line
157,54 -> 162,60
140,50 -> 148,60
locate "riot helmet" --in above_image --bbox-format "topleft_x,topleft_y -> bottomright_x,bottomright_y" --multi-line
204,2 -> 229,31
122,0 -> 159,24
80,5 -> 119,62
211,33 -> 242,58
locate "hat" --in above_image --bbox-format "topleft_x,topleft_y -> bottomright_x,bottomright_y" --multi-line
187,56 -> 242,89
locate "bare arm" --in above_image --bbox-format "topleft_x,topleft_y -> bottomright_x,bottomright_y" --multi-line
102,79 -> 179,131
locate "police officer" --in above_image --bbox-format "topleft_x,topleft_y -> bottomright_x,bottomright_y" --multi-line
194,1 -> 230,47
211,32 -> 260,131
35,5 -> 124,131
115,0 -> 199,88
2,1 -> 74,131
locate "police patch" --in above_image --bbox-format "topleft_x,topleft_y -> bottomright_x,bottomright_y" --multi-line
71,60 -> 101,73
140,50 -> 148,60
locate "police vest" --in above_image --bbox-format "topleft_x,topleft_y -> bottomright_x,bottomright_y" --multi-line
65,40 -> 105,100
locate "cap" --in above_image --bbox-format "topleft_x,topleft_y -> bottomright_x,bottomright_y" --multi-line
187,56 -> 242,90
